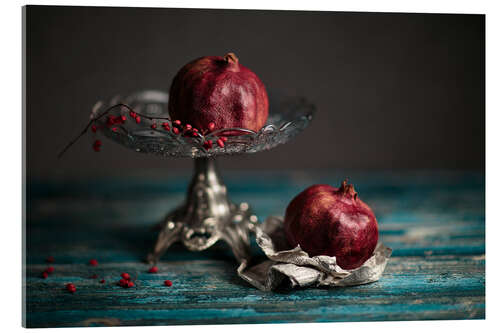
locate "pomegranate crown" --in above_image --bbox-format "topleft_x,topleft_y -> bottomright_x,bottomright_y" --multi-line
339,179 -> 358,200
223,52 -> 239,64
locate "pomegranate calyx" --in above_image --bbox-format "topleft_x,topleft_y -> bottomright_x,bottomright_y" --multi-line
339,179 -> 358,200
223,52 -> 239,65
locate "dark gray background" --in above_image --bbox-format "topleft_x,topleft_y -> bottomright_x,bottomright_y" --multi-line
26,6 -> 485,179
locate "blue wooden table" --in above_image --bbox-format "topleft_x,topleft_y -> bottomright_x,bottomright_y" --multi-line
24,170 -> 485,327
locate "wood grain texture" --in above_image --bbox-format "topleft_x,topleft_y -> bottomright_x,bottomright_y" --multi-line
24,170 -> 485,327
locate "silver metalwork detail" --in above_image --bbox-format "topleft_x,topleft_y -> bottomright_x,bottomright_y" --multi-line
146,158 -> 255,264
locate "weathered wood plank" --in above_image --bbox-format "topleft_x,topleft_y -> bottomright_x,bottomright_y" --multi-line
25,171 -> 485,327
25,254 -> 485,327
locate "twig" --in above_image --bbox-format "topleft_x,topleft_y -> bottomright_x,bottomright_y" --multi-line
58,103 -> 172,158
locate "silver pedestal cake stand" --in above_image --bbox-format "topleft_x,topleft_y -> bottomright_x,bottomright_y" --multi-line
91,90 -> 315,264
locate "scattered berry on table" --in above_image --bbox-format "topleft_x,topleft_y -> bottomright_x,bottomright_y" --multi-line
120,273 -> 131,280
46,266 -> 54,274
66,283 -> 76,293
41,271 -> 48,279
164,280 -> 173,287
148,266 -> 158,273
118,278 -> 134,288
89,259 -> 98,266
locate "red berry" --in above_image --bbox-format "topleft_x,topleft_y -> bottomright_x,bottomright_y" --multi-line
66,283 -> 75,291
89,259 -> 98,266
107,115 -> 118,127
164,280 -> 173,287
151,123 -> 157,129
46,266 -> 54,273
203,140 -> 213,150
185,124 -> 192,131
216,138 -> 224,148
92,140 -> 102,152
91,124 -> 97,133
148,266 -> 158,273
41,271 -> 48,279
112,127 -> 118,132
120,273 -> 131,280
208,122 -> 215,131
120,115 -> 127,122
135,116 -> 141,124
162,122 -> 170,131
190,128 -> 200,137
174,120 -> 181,126
172,127 -> 180,135
220,136 -> 227,142
69,287 -> 76,293
100,279 -> 105,284
118,279 -> 127,287
46,256 -> 54,263
129,111 -> 136,118
90,274 -> 98,279
127,281 -> 134,288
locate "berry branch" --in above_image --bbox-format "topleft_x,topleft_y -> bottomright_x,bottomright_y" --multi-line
57,103 -> 175,158
58,102 -> 233,158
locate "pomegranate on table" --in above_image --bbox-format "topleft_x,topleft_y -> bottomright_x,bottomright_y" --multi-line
284,180 -> 379,270
168,52 -> 269,134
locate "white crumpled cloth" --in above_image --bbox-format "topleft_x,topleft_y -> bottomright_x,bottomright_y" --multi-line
237,216 -> 392,291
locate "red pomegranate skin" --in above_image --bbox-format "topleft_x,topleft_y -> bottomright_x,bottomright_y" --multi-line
284,181 -> 379,270
168,52 -> 269,134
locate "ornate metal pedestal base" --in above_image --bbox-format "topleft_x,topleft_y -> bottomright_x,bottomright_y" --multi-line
146,158 -> 258,264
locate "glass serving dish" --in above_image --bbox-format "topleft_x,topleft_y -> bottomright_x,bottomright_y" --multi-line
93,90 -> 315,157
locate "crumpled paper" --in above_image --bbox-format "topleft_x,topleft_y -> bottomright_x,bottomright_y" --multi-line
237,216 -> 392,291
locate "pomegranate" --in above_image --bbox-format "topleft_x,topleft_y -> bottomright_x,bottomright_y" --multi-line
284,180 -> 379,270
168,52 -> 269,134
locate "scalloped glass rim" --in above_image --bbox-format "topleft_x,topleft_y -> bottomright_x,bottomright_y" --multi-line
94,90 -> 315,158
